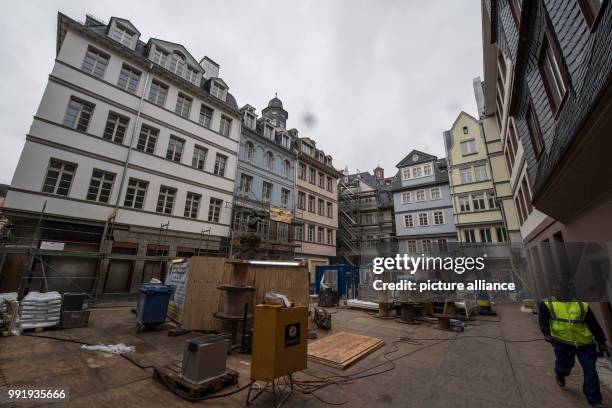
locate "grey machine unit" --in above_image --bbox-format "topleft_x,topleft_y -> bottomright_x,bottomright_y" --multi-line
181,335 -> 229,384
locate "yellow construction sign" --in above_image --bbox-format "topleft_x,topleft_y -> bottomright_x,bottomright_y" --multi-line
269,205 -> 292,223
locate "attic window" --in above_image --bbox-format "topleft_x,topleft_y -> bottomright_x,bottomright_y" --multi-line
110,24 -> 134,48
463,126 -> 468,134
169,53 -> 186,77
211,81 -> 226,101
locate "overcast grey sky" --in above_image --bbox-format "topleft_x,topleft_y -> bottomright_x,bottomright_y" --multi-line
0,0 -> 482,183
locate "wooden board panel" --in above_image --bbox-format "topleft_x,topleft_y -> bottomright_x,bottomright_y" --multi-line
180,258 -> 309,331
307,331 -> 384,369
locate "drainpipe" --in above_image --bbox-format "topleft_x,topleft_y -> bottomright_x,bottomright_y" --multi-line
113,63 -> 153,211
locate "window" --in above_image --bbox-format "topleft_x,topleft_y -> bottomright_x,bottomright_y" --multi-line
103,112 -> 129,144
327,177 -> 333,192
327,229 -> 333,245
240,174 -> 253,196
495,226 -> 508,243
277,222 -> 289,242
152,48 -> 169,67
422,240 -> 433,253
117,65 -> 141,94
265,151 -> 274,171
208,198 -> 223,222
165,136 -> 184,162
192,145 -> 208,170
264,124 -> 274,139
185,67 -> 199,85
418,212 -> 429,226
220,116 -> 232,137
136,124 -> 158,154
86,169 -> 115,203
63,97 -> 94,131
474,165 -> 488,181
526,103 -> 544,159
214,154 -> 227,176
464,229 -> 476,243
326,202 -> 333,218
297,191 -> 306,210
403,214 -> 414,228
282,160 -> 291,178
316,227 -> 323,244
516,195 -> 526,225
281,188 -> 290,208
423,164 -> 432,176
124,178 -> 148,209
184,192 -> 201,218
318,173 -> 325,188
175,93 -> 192,118
462,126 -> 469,134
307,225 -> 315,242
402,168 -> 411,180
42,158 -> 76,196
459,195 -> 471,212
156,186 -> 176,214
244,142 -> 254,162
437,239 -> 448,252
433,211 -> 444,225
487,192 -> 498,209
479,228 -> 493,243
472,194 -> 486,210
539,31 -> 567,114
110,24 -> 134,48
460,140 -> 476,155
211,82 -> 226,100
407,240 -> 417,253
415,189 -> 426,201
363,214 -> 374,224
318,198 -> 325,215
243,113 -> 256,129
298,163 -> 306,180
148,80 -> 169,107
199,105 -> 213,128
522,177 -> 533,214
460,168 -> 473,184
295,224 -> 304,241
262,181 -> 273,203
309,168 -> 316,184
430,187 -> 441,200
578,0 -> 604,27
401,191 -> 411,204
81,47 -> 109,78
308,195 -> 315,213
412,167 -> 422,178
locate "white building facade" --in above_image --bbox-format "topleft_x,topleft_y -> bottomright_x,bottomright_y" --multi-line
2,14 -> 241,299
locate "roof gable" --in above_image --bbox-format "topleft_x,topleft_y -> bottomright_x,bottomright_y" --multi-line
148,38 -> 201,70
396,149 -> 437,168
109,17 -> 140,34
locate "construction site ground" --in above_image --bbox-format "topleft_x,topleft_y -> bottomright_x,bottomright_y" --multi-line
2,303 -> 611,407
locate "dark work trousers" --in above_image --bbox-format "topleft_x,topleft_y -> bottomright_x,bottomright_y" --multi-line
553,342 -> 602,404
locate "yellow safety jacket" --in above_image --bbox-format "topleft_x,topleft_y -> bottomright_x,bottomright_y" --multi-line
544,297 -> 594,346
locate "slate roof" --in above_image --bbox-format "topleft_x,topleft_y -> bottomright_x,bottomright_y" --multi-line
396,149 -> 438,168
390,158 -> 449,191
62,13 -> 239,111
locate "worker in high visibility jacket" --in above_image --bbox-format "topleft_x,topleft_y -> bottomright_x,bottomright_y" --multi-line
539,297 -> 607,408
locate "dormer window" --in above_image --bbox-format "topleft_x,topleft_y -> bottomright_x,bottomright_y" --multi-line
152,48 -> 169,67
243,113 -> 256,130
282,135 -> 290,149
185,67 -> 199,85
110,24 -> 135,48
211,81 -> 226,101
169,53 -> 186,77
263,124 -> 274,139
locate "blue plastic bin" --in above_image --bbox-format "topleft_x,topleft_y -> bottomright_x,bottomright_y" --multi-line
136,283 -> 175,330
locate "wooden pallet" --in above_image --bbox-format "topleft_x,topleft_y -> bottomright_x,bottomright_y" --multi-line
153,364 -> 238,399
307,331 -> 384,370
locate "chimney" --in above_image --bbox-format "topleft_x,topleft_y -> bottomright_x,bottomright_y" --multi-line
374,166 -> 384,180
199,56 -> 220,79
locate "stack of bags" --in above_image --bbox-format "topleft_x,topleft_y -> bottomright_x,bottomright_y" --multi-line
20,291 -> 61,329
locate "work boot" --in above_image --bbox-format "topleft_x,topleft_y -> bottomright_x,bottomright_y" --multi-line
555,375 -> 565,387
589,403 -> 606,408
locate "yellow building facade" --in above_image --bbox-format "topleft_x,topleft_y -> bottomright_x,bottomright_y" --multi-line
444,111 -> 521,245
